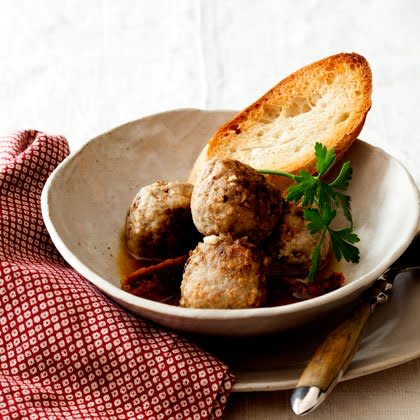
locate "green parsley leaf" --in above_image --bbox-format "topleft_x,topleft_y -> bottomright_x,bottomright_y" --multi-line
285,183 -> 306,202
320,205 -> 336,226
301,181 -> 317,207
258,142 -> 360,282
308,243 -> 322,282
333,227 -> 360,244
315,142 -> 336,175
286,171 -> 318,205
317,182 -> 333,211
329,228 -> 360,263
335,192 -> 352,224
303,208 -> 324,234
329,161 -> 352,190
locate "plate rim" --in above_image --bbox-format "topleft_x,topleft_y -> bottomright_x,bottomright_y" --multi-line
232,347 -> 420,392
41,108 -> 420,322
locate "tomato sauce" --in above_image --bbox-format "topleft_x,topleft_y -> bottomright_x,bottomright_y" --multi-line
118,236 -> 344,307
118,236 -> 182,305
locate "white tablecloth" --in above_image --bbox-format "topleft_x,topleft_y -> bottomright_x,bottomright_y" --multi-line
1,1 -> 419,418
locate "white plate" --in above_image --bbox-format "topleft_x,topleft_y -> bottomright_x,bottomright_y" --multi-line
41,109 -> 420,335
203,265 -> 420,391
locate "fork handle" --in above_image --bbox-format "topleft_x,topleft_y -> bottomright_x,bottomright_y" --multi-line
291,301 -> 372,415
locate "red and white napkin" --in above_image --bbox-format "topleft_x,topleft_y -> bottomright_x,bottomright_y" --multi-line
0,131 -> 234,419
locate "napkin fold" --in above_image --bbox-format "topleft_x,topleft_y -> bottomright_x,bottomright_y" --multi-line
0,131 -> 234,419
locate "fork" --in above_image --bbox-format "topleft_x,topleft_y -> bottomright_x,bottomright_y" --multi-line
291,263 -> 420,415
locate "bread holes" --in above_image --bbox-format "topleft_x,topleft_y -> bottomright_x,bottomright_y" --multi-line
231,124 -> 241,135
308,92 -> 321,107
326,73 -> 336,85
274,131 -> 282,139
293,145 -> 301,152
336,112 -> 350,123
227,145 -> 235,153
284,97 -> 311,118
260,103 -> 282,123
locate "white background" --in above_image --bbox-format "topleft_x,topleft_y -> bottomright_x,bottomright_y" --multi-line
1,1 -> 420,418
1,0 -> 419,183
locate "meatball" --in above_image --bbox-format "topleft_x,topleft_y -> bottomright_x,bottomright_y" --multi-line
191,159 -> 283,243
125,181 -> 200,260
180,235 -> 268,309
270,202 -> 331,277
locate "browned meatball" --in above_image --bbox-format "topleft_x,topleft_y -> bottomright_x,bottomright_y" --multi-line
270,202 -> 331,277
191,159 -> 283,243
180,235 -> 268,308
125,181 -> 200,260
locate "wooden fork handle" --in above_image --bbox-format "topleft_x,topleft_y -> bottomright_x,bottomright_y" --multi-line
291,301 -> 372,415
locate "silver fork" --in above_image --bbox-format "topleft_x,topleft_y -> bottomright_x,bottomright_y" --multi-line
291,265 -> 420,415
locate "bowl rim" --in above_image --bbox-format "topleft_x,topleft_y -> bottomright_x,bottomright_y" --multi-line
41,108 -> 420,320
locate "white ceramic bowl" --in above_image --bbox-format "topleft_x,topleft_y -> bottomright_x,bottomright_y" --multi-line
41,109 -> 420,336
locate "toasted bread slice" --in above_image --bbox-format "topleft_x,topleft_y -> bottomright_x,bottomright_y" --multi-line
189,53 -> 372,189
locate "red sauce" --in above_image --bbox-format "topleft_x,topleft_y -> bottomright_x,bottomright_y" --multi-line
118,237 -> 344,307
265,280 -> 300,306
265,272 -> 344,306
265,254 -> 345,306
118,239 -> 182,305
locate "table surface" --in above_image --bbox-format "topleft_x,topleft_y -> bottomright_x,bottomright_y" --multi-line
1,1 -> 419,418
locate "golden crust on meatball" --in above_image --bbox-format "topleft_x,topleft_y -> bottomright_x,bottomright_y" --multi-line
270,201 -> 331,277
191,159 -> 283,243
126,181 -> 200,260
180,235 -> 269,308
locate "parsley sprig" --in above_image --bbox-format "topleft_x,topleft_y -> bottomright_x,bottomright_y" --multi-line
259,142 -> 360,281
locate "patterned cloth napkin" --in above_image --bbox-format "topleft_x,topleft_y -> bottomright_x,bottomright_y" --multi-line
0,131 -> 234,419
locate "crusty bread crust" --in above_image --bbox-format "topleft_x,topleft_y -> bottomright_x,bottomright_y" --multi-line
189,53 -> 372,189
